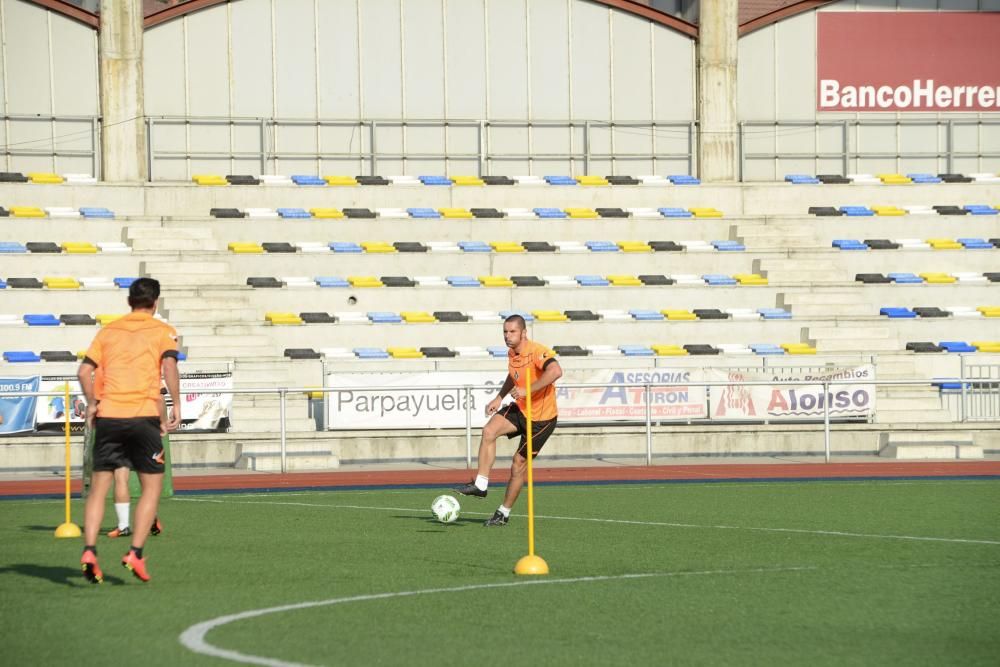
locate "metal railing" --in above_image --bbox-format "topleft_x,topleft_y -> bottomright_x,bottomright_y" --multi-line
939,360 -> 1000,422
145,116 -> 697,180
738,118 -> 1000,181
0,114 -> 100,178
4,377 -> 992,473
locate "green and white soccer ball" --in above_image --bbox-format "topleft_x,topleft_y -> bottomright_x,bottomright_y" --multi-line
431,494 -> 461,523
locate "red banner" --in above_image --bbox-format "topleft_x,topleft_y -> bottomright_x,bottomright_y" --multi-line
817,12 -> 1000,111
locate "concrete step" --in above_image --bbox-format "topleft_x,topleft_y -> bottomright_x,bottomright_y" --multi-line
161,296 -> 252,309
790,304 -> 872,317
762,270 -> 843,282
741,236 -> 816,249
809,326 -> 892,340
228,416 -> 317,433
814,338 -> 901,353
878,431 -> 981,459
182,334 -> 272,347
163,308 -> 260,323
236,452 -> 340,471
156,275 -> 243,288
184,345 -> 275,358
131,238 -> 220,252
142,260 -> 230,275
780,292 -> 865,305
127,226 -> 214,240
875,396 -> 944,411
874,408 -> 954,423
756,259 -> 837,271
875,357 -> 917,378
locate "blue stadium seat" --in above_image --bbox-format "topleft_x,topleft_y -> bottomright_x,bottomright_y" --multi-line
418,176 -> 453,186
458,241 -> 491,253
0,242 -> 27,253
963,205 -> 998,215
585,241 -> 618,252
758,308 -> 792,320
367,312 -> 402,324
785,174 -> 820,184
277,208 -> 311,218
939,341 -> 976,353
576,275 -> 610,287
888,273 -> 924,284
291,175 -> 326,186
932,378 -> 968,390
354,347 -> 389,359
487,346 -> 508,358
316,276 -> 349,288
658,207 -> 693,218
3,351 -> 41,362
620,344 -> 655,357
880,307 -> 917,318
703,274 -> 737,286
499,310 -> 535,322
907,173 -> 941,184
958,237 -> 993,249
0,279 -> 6,289
629,309 -> 664,321
534,208 -> 567,218
833,239 -> 869,250
79,207 -> 115,218
23,314 -> 60,326
407,208 -> 441,218
176,351 -> 188,361
751,343 -> 785,355
839,206 -> 875,216
446,276 -> 481,287
711,240 -> 745,251
329,242 -> 363,253
544,175 -> 577,186
668,175 -> 700,185
114,277 -> 137,288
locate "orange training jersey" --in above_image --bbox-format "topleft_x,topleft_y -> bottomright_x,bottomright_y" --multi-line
507,340 -> 558,421
84,312 -> 179,418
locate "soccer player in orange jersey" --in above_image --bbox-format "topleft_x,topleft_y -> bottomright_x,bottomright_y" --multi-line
77,278 -> 181,583
455,315 -> 562,526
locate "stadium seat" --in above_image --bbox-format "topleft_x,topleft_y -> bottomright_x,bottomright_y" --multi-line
964,205 -> 998,215
479,276 -> 514,287
478,175 -> 513,186
913,307 -> 948,318
387,347 -> 424,358
426,242 -> 460,253
847,173 -> 880,184
278,208 -> 311,218
258,175 -> 293,186
933,205 -> 967,216
649,241 -> 684,252
833,240 -> 868,250
330,242 -> 363,253
367,312 -> 402,324
552,345 -> 589,357
27,242 -> 61,253
361,242 -> 396,254
193,174 -> 228,186
407,208 -> 441,219
597,208 -> 630,218
750,343 -> 784,356
785,174 -> 820,184
758,308 -> 792,319
0,242 -> 27,253
499,311 -> 534,323
637,175 -> 670,186
626,208 -> 662,219
668,175 -> 700,185
638,275 -> 674,285
354,176 -> 389,186
440,208 -> 473,219
605,175 -> 640,185
421,347 -> 457,358
586,241 -> 618,253
544,175 -> 576,186
711,240 -> 745,251
809,206 -> 842,216
565,208 -> 599,218
99,242 -> 130,254
608,275 -> 642,286
927,238 -> 963,250
381,276 -> 416,288
577,175 -> 609,186
652,344 -> 687,356
348,276 -> 384,288
511,276 -> 546,287
782,343 -> 817,355
839,206 -> 874,217
554,241 -> 587,253
534,208 -> 567,218
661,310 -> 697,320
265,312 -> 303,325
585,345 -> 622,356
415,276 -> 448,287
262,242 -> 296,253
391,242 -> 427,253
458,241 -> 491,253
576,275 -> 610,287
596,310 -> 630,321
907,173 -> 941,184
703,274 -> 737,286
80,207 -> 114,218
3,351 -> 41,362
343,208 -> 375,218
300,312 -> 337,324
226,175 -> 260,185
7,278 -> 43,289
321,176 -> 357,187
871,206 -> 905,216
564,310 -> 599,321
629,309 -> 664,321
228,242 -> 264,254
522,241 -> 556,252
80,277 -> 115,289
447,276 -> 480,288
718,344 -> 753,355
116,276 -> 138,288
10,206 -> 44,218
490,242 -> 524,253
96,314 -> 123,326
733,274 -> 768,285
689,207 -> 723,218
23,314 -> 60,326
725,308 -> 761,320
487,346 -> 509,358
0,171 -> 27,182
671,274 -> 706,286
281,277 -> 314,289
953,272 -> 988,284
419,176 -> 453,186
284,348 -> 322,360
972,341 -> 1000,352
979,306 -> 1000,317
693,309 -> 729,320
945,306 -> 981,319
620,344 -> 655,357
450,175 -> 484,187
532,310 -> 567,322
865,239 -> 900,250
211,208 -> 244,218
40,350 -> 77,362
291,175 -> 326,186
658,207 -> 693,218
888,273 -> 924,284
684,344 -> 719,355
469,208 -> 503,219
958,238 -> 993,249
880,307 -> 917,318
939,341 -> 976,353
306,208 -> 342,219
354,347 -> 390,359
681,240 -> 714,253
617,241 -> 652,253
434,311 -> 470,322
905,342 -> 943,353
315,277 -> 349,288
878,173 -> 912,184
246,208 -> 279,219
43,277 -> 80,289
919,273 -> 956,284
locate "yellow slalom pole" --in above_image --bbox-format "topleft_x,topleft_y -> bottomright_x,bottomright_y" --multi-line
514,365 -> 548,575
55,384 -> 81,538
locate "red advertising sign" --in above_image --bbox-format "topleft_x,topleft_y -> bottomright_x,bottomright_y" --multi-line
817,12 -> 1000,111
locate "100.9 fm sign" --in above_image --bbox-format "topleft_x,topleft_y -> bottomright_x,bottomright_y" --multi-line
817,12 -> 1000,111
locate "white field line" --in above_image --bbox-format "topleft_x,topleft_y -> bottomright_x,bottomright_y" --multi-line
179,565 -> 819,667
174,497 -> 1000,546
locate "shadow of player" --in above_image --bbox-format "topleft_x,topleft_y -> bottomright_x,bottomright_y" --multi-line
391,514 -> 482,530
0,563 -> 125,586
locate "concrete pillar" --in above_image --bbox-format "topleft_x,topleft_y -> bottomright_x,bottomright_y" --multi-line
697,0 -> 738,182
99,0 -> 146,182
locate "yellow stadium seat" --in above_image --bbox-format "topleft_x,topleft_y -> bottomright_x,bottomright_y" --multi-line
387,347 -> 425,359
27,172 -> 64,184
439,208 -> 473,218
689,207 -> 723,218
10,206 -> 45,218
479,276 -> 514,287
782,343 -> 817,355
323,175 -> 358,186
348,276 -> 384,288
228,242 -> 264,254
305,388 -> 325,399
652,344 -> 688,356
265,312 -> 303,325
607,275 -> 642,286
617,241 -> 652,253
309,207 -> 345,218
451,175 -> 485,186
972,341 -> 1000,352
96,314 -> 123,325
490,242 -> 524,253
661,309 -> 697,320
919,272 -> 956,284
878,174 -> 912,184
564,208 -> 598,218
576,175 -> 609,186
44,277 -> 80,289
192,174 -> 228,186
872,206 -> 906,216
977,307 -> 1000,317
734,273 -> 769,286
361,241 -> 396,253
532,310 -> 568,322
61,242 -> 98,254
401,311 -> 436,323
927,238 -> 962,250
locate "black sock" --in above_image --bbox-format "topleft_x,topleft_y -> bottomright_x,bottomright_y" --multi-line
83,545 -> 97,555
129,546 -> 143,559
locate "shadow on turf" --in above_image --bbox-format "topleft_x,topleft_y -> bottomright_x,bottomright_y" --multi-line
0,563 -> 125,586
393,514 -> 483,531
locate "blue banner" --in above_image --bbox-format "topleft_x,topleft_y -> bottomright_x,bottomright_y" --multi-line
0,377 -> 40,434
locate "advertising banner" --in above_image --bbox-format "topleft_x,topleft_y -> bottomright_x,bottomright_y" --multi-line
817,12 -> 1000,111
708,366 -> 876,421
557,368 -> 706,422
0,377 -> 40,434
35,377 -> 87,425
176,372 -> 233,432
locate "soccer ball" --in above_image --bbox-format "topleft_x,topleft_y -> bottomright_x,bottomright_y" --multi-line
431,494 -> 461,523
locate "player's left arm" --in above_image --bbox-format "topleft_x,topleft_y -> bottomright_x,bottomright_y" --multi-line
160,327 -> 182,431
528,357 -> 563,394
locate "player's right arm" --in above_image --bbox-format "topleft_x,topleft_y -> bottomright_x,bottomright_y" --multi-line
486,374 -> 515,416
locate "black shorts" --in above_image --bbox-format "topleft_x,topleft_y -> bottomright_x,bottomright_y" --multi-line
92,417 -> 165,475
498,403 -> 557,459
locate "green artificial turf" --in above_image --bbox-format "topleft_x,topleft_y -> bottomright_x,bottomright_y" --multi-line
2,479 -> 999,665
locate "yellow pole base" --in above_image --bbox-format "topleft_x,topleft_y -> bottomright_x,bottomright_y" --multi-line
514,554 -> 549,576
54,522 -> 81,539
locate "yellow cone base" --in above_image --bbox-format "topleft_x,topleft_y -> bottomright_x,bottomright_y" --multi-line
54,522 -> 81,539
514,554 -> 549,576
